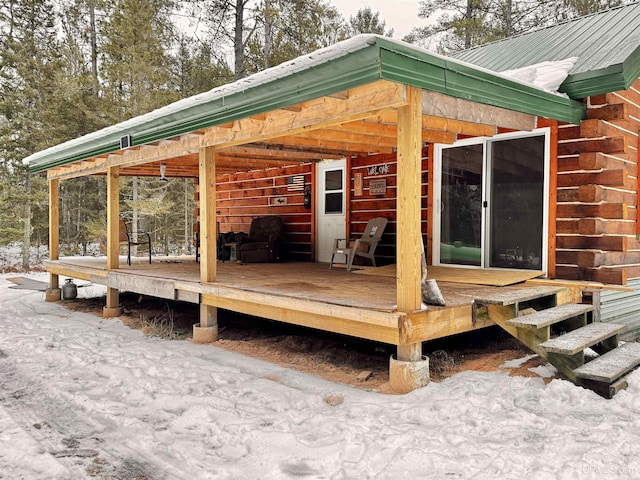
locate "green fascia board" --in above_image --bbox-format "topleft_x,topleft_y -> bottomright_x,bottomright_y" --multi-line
375,38 -> 586,124
27,46 -> 383,174
561,44 -> 640,99
560,64 -> 627,99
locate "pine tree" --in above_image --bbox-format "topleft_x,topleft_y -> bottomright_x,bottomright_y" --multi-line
0,0 -> 64,269
100,0 -> 179,122
348,6 -> 393,37
245,0 -> 348,73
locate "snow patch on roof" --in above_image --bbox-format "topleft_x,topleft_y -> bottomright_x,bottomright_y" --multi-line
500,57 -> 578,96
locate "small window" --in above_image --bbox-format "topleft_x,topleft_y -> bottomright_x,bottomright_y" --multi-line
324,169 -> 344,214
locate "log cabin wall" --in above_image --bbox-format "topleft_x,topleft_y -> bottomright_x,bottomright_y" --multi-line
348,149 -> 429,266
198,164 -> 314,261
556,78 -> 640,285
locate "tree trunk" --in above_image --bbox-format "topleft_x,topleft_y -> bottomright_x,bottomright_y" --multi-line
234,0 -> 245,79
264,0 -> 272,69
89,0 -> 98,84
22,175 -> 31,271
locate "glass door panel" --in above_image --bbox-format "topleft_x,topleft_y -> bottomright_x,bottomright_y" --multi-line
488,136 -> 545,269
440,145 -> 484,266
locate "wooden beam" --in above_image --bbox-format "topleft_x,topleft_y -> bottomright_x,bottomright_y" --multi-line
201,80 -> 407,149
266,134 -> 393,155
47,135 -> 202,181
199,146 -> 217,284
396,85 -> 423,318
422,90 -> 536,132
372,110 -> 497,137
219,145 -> 342,161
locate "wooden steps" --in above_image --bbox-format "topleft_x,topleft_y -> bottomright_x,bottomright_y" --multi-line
573,342 -> 640,398
507,303 -> 594,329
483,286 -> 640,398
538,322 -> 624,356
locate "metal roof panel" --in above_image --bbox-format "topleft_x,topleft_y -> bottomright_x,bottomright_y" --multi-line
453,3 -> 640,98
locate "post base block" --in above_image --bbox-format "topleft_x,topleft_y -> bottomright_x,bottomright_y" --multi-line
102,306 -> 123,318
389,355 -> 430,394
193,323 -> 218,344
45,288 -> 62,302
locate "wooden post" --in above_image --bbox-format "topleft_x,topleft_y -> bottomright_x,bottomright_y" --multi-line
391,85 -> 430,392
396,85 -> 423,343
199,146 -> 217,284
45,178 -> 61,302
194,146 -> 218,343
103,166 -> 123,317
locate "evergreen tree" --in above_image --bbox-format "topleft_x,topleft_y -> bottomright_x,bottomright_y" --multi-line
245,0 -> 348,73
0,0 -> 64,269
348,6 -> 393,37
100,0 -> 179,122
172,34 -> 234,96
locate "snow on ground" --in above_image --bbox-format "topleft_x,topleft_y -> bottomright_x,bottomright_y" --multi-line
2,273 -> 640,479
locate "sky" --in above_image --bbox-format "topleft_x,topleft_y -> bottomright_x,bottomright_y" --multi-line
2,271 -> 640,479
330,0 -> 431,39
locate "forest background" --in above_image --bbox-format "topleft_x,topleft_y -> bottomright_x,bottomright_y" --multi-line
0,0 -> 631,271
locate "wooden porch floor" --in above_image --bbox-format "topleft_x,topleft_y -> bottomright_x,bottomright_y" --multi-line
45,256 -> 574,345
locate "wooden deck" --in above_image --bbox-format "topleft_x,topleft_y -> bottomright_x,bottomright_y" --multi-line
45,256 -> 581,346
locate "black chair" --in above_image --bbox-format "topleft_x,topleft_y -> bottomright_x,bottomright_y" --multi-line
119,219 -> 152,265
235,216 -> 284,263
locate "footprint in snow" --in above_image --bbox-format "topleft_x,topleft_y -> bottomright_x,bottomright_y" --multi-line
280,459 -> 322,477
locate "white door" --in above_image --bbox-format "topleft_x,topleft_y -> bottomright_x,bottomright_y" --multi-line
316,159 -> 346,263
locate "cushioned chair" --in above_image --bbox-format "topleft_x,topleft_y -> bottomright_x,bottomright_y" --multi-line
330,217 -> 388,272
235,216 -> 284,263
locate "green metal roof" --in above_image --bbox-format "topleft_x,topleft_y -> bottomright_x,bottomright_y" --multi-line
453,2 -> 640,99
25,35 -> 586,174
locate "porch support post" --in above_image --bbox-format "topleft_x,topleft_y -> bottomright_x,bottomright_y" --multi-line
392,85 -> 430,393
45,178 -> 61,302
194,145 -> 218,343
103,166 -> 123,318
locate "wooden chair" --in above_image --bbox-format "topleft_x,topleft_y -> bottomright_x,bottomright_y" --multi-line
330,217 -> 388,272
119,219 -> 152,265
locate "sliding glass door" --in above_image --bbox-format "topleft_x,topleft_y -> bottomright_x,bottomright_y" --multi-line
434,130 -> 549,271
439,144 -> 484,266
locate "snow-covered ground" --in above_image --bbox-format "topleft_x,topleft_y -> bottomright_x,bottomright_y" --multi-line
2,273 -> 640,479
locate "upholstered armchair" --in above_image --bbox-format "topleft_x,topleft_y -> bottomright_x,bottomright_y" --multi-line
235,216 -> 284,263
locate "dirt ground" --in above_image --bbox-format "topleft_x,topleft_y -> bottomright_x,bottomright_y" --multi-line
64,292 -> 557,394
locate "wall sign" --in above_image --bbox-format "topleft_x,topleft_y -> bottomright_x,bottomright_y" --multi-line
354,173 -> 363,196
368,164 -> 390,176
369,179 -> 387,195
287,175 -> 305,191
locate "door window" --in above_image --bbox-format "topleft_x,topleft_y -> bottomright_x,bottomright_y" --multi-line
324,169 -> 344,214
